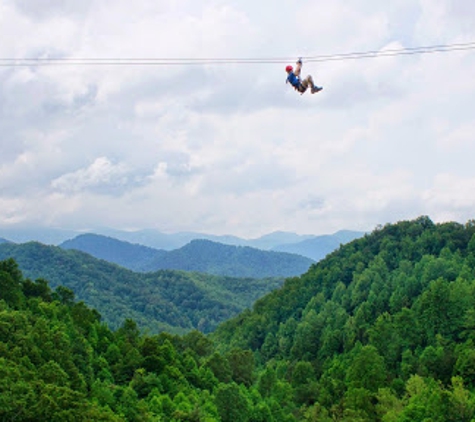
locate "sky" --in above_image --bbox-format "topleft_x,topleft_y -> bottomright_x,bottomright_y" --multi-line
1,0 -> 475,238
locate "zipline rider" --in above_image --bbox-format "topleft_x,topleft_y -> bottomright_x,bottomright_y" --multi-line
285,58 -> 323,95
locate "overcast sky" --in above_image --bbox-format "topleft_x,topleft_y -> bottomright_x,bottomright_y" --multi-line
1,0 -> 475,238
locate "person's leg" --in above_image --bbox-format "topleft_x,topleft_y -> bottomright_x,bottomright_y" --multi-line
305,75 -> 323,93
306,75 -> 315,89
299,79 -> 309,93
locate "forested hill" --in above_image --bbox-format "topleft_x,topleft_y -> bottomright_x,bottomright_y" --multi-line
60,235 -> 314,277
4,217 -> 475,420
210,216 -> 475,419
0,241 -> 283,334
145,239 -> 314,277
1,258 -> 279,421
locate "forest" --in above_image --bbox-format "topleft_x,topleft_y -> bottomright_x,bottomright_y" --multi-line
0,241 -> 284,334
2,216 -> 475,421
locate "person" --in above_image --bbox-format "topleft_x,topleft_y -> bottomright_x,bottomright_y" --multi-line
285,58 -> 323,95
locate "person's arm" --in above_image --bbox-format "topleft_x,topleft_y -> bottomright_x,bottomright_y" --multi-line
294,58 -> 302,76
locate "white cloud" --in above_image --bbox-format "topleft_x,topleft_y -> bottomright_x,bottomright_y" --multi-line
51,157 -> 134,194
1,0 -> 475,237
423,174 -> 475,210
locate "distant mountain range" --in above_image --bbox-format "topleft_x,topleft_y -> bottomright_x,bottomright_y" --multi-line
70,228 -> 321,251
0,242 -> 284,334
60,235 -> 314,278
60,233 -> 167,272
137,239 -> 313,277
0,227 -> 79,245
271,230 -> 364,261
0,227 -> 365,260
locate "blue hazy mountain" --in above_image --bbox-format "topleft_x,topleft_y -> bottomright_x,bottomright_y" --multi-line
60,235 -> 314,278
0,227 -> 79,245
60,233 -> 167,272
271,230 -> 365,261
98,229 -> 321,251
1,226 -> 359,249
245,231 -> 315,250
95,228 -> 248,250
143,239 -> 314,278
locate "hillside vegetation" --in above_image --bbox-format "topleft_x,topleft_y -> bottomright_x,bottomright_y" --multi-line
0,242 -> 283,334
3,216 -> 475,421
211,216 -> 475,419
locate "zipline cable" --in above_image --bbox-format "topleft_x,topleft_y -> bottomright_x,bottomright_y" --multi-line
1,41 -> 475,66
304,41 -> 475,63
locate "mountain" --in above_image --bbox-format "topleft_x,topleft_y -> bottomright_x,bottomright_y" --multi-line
94,228 -> 248,250
60,233 -> 167,271
271,229 -> 365,261
211,216 -> 475,419
93,229 -> 315,251
0,226 -> 260,249
0,237 -> 12,244
0,226 -> 79,244
60,235 -> 315,278
141,239 -> 314,278
81,229 -> 363,252
1,225 -> 363,251
331,229 -> 366,243
97,229 -> 320,250
245,230 -> 315,250
0,241 -> 284,334
4,216 -> 475,421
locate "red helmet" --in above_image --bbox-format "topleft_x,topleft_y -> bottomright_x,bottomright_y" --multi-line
285,65 -> 293,72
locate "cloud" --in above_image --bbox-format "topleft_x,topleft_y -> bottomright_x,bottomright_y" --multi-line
11,0 -> 93,20
423,174 -> 475,211
1,0 -> 475,237
51,157 -> 139,195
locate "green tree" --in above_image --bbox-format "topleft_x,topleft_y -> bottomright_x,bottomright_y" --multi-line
227,349 -> 255,387
257,367 -> 277,398
0,269 -> 23,308
205,352 -> 232,383
346,345 -> 387,392
292,361 -> 316,405
215,382 -> 250,422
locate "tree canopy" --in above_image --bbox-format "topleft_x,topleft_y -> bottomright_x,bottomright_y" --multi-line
3,217 -> 475,420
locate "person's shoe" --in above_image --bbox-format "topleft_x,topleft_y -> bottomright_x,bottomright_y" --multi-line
311,86 -> 323,94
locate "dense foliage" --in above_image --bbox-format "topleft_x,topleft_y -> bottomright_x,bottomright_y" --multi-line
0,242 -> 283,334
211,216 -> 475,420
0,260 -> 291,421
3,216 -> 475,421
